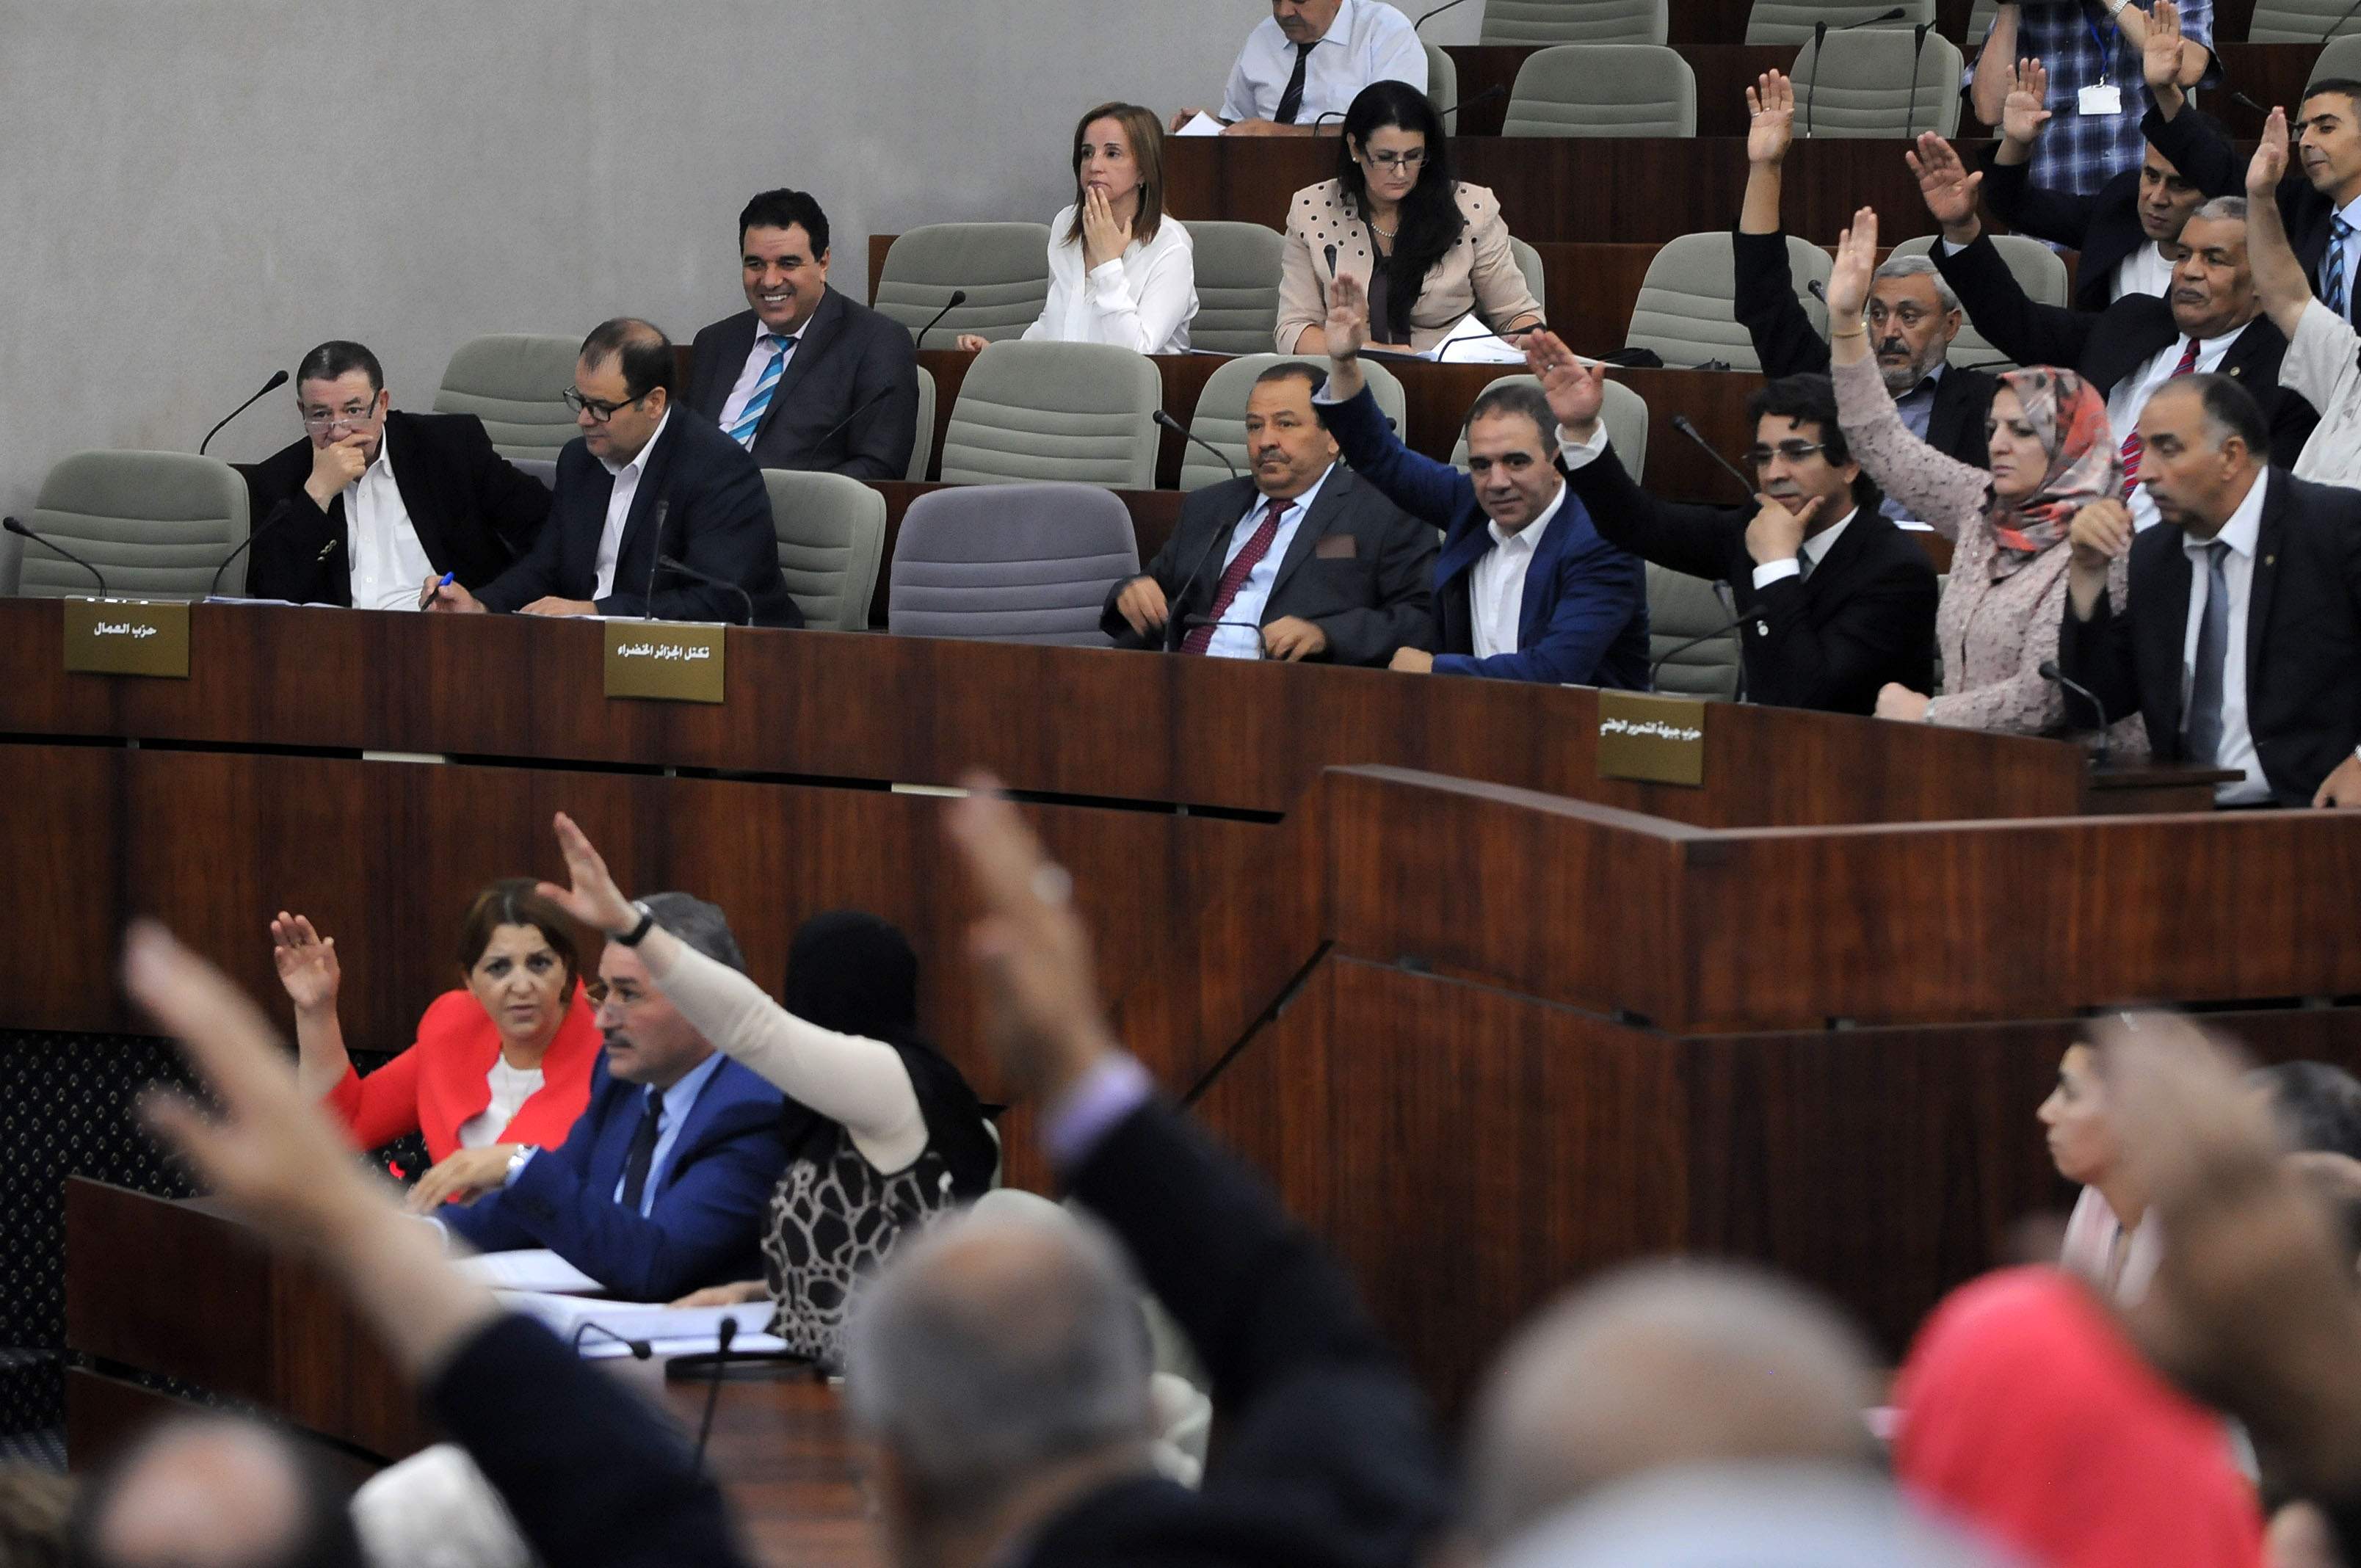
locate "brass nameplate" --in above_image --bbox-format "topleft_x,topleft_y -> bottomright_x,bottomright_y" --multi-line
1596,691 -> 1708,787
63,599 -> 190,678
603,622 -> 725,703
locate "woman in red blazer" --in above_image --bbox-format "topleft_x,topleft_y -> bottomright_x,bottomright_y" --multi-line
269,879 -> 601,1210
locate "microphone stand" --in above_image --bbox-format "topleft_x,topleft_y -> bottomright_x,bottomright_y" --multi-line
913,290 -> 970,350
200,370 -> 290,456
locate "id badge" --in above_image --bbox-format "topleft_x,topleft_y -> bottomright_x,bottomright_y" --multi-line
2078,81 -> 2123,116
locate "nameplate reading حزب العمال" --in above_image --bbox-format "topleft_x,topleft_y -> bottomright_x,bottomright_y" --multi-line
603,621 -> 726,704
1595,690 -> 1707,788
62,599 -> 190,678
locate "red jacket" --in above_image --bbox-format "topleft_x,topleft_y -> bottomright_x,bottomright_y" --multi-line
324,983 -> 602,1164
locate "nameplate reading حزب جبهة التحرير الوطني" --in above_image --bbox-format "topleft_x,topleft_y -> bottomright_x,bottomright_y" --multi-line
1595,690 -> 1706,787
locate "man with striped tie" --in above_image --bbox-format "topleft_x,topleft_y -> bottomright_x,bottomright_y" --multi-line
683,189 -> 918,482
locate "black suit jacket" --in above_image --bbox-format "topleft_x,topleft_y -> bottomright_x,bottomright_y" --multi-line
684,288 -> 919,482
475,409 -> 801,627
1568,440 -> 1937,713
2059,468 -> 2361,805
1979,157 -> 2147,315
2145,98 -> 2355,327
244,411 -> 549,605
1930,231 -> 2321,468
1099,466 -> 1437,665
1730,228 -> 1997,471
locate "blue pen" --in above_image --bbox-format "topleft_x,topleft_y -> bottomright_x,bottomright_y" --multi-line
426,570 -> 454,606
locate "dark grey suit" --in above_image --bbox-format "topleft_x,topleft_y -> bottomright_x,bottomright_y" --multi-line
683,288 -> 918,482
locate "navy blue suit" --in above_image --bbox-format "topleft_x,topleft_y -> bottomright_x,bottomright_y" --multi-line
443,1052 -> 788,1302
1318,383 -> 1649,686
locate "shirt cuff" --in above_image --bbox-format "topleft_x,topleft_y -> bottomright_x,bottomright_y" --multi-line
1558,423 -> 1610,471
1752,559 -> 1802,589
1310,382 -> 1347,406
504,1148 -> 537,1186
1040,1052 -> 1155,1174
1087,259 -> 1136,314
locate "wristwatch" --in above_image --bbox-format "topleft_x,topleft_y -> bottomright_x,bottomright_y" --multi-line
617,899 -> 656,947
504,1144 -> 539,1186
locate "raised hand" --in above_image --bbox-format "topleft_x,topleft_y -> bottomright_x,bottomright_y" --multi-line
1907,133 -> 1984,239
1522,329 -> 1606,435
535,812 -> 638,937
1746,70 -> 1796,165
270,912 -> 340,1016
1825,206 -> 1880,326
2250,105 -> 2291,197
2141,0 -> 2185,95
1324,271 -> 1372,360
2000,58 -> 2051,148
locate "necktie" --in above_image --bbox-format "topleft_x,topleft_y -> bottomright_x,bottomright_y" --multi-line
2119,337 -> 2203,499
727,334 -> 794,449
2183,540 -> 2233,766
1275,43 -> 1310,124
2325,214 -> 2354,321
1184,496 -> 1288,655
619,1086 -> 667,1213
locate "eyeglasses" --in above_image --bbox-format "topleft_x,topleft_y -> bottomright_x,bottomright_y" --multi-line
1360,148 -> 1426,172
300,403 -> 380,432
562,388 -> 646,424
1746,440 -> 1831,469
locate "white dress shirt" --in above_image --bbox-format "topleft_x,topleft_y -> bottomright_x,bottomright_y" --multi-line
2324,192 -> 2361,316
1219,0 -> 1426,126
2180,467 -> 2268,805
2109,240 -> 2177,303
343,432 -> 437,612
612,1049 -> 729,1216
1749,509 -> 1858,590
1204,462 -> 1332,658
1023,209 -> 1199,354
591,407 -> 672,602
1470,480 -> 1567,658
2284,299 -> 2361,489
2106,322 -> 2252,532
717,320 -> 803,436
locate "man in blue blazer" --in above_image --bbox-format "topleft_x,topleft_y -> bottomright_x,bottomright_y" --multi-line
425,318 -> 801,627
443,892 -> 787,1302
1313,276 -> 1649,686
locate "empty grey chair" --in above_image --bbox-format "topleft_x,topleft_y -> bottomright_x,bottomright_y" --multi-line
2319,32 -> 2361,77
1647,564 -> 1740,701
1481,0 -> 1669,45
1745,0 -> 1934,45
1448,373 -> 1651,482
763,469 -> 888,632
1182,222 -> 1286,355
1426,41 -> 1459,128
887,483 -> 1139,645
2249,1 -> 2361,40
1789,27 -> 1963,137
939,341 -> 1163,489
874,224 -> 1053,346
510,458 -> 558,492
1626,233 -> 1829,372
909,365 -> 937,482
1966,0 -> 1998,42
1501,45 -> 1698,137
18,451 -> 250,599
433,335 -> 583,461
1181,354 -> 1409,490
1509,236 -> 1548,309
1887,233 -> 2072,372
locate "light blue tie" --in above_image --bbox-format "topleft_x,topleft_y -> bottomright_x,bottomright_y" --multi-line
2325,214 -> 2354,322
727,334 -> 793,448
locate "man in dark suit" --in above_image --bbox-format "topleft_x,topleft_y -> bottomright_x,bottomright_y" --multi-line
1100,362 -> 1434,663
684,188 -> 919,482
1530,340 -> 1937,715
443,892 -> 788,1301
427,319 -> 799,626
244,340 -> 548,606
2061,375 -> 2361,807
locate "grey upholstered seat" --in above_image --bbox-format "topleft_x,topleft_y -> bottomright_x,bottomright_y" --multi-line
2250,1 -> 2361,40
1182,222 -> 1285,355
1647,564 -> 1741,701
886,483 -> 1139,645
762,469 -> 887,632
1181,355 -> 1408,490
1501,45 -> 1698,137
1626,233 -> 1829,371
1448,373 -> 1651,482
1788,28 -> 1963,138
2319,33 -> 2361,76
1745,0 -> 1934,44
18,451 -> 250,599
510,459 -> 558,492
1509,236 -> 1548,309
874,224 -> 1053,346
1481,0 -> 1668,45
910,366 -> 938,482
939,341 -> 1163,489
1887,233 -> 2072,373
433,335 -> 584,461
1426,40 -> 1459,126
1965,0 -> 1998,40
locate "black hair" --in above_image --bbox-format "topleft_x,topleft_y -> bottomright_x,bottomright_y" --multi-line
1465,382 -> 1556,447
1746,373 -> 1878,510
2179,372 -> 2269,460
2301,77 -> 2361,113
1252,360 -> 1327,396
2252,1061 -> 2361,1161
578,317 -> 675,402
1335,81 -> 1463,344
294,341 -> 382,395
738,188 -> 832,259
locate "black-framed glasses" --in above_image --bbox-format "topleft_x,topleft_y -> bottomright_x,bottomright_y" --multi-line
562,388 -> 645,424
1746,440 -> 1830,469
1360,148 -> 1427,172
300,402 -> 380,432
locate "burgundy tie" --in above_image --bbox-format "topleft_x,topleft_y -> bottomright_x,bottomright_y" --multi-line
2119,337 -> 2203,499
1183,496 -> 1288,655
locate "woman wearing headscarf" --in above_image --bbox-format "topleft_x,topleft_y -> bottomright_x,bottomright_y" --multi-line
1821,207 -> 2145,747
535,813 -> 996,1361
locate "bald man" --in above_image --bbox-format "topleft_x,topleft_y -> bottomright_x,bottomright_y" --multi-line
68,1417 -> 360,1568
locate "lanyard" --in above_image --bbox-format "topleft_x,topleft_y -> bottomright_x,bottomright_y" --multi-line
2086,1 -> 2120,81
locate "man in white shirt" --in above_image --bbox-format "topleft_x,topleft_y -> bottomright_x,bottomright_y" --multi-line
1171,0 -> 1426,139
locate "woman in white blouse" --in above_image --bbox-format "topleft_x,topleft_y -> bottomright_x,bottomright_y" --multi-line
956,101 -> 1198,356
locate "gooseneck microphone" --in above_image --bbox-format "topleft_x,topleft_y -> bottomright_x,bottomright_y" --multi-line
655,554 -> 756,627
2322,0 -> 2361,45
1153,410 -> 1240,483
692,1315 -> 739,1473
1806,8 -> 1906,139
1183,613 -> 1269,657
1413,0 -> 1471,27
199,370 -> 290,456
2039,659 -> 2112,768
1437,84 -> 1507,129
1671,415 -> 1758,497
4,516 -> 108,595
1649,600 -> 1755,689
915,290 -> 970,350
208,500 -> 293,599
813,385 -> 896,456
1808,279 -> 1828,302
1164,504 -> 1243,653
570,1321 -> 653,1360
640,500 -> 672,621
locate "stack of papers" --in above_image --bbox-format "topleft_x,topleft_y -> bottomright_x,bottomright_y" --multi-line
1174,112 -> 1225,137
456,1249 -> 603,1293
495,1289 -> 788,1359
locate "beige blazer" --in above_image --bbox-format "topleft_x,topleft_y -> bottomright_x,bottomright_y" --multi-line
1276,179 -> 1544,355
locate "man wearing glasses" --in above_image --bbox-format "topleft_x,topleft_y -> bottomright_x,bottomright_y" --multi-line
427,318 -> 800,625
244,340 -> 551,607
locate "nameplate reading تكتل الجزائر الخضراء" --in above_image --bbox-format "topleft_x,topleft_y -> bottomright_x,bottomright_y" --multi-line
603,620 -> 727,704
1595,689 -> 1708,788
62,598 -> 190,678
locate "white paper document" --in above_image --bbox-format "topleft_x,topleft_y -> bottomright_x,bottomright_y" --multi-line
496,1289 -> 769,1350
1175,112 -> 1226,137
455,1249 -> 604,1294
1422,314 -> 1528,364
575,1330 -> 793,1361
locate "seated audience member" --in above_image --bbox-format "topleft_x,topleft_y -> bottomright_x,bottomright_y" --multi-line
1102,360 -> 1435,663
1530,335 -> 1938,715
1277,82 -> 1544,357
1967,0 -> 2213,197
1823,210 -> 2142,740
2242,109 -> 2361,490
1316,278 -> 1648,686
683,189 -> 918,481
2252,1060 -> 2361,1162
1912,139 -> 2319,515
1169,0 -> 1424,138
954,104 -> 1197,356
534,816 -> 995,1360
2039,1037 -> 2158,1304
425,319 -> 799,625
67,1417 -> 363,1568
439,891 -> 789,1302
269,885 -> 600,1211
1735,73 -> 1996,492
2060,374 -> 2361,807
245,341 -> 549,609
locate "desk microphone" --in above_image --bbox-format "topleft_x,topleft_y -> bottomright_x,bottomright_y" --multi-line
1164,504 -> 1241,653
2039,659 -> 2111,768
1413,0 -> 1471,27
2232,90 -> 2272,119
1436,84 -> 1506,128
1806,9 -> 1906,139
1182,614 -> 1269,656
813,385 -> 896,457
208,499 -> 292,599
2321,0 -> 2361,44
1311,111 -> 1346,131
1808,279 -> 1828,302
4,516 -> 108,595
1671,415 -> 1757,497
1324,242 -> 1338,276
1153,410 -> 1240,482
691,1315 -> 739,1473
914,290 -> 970,350
655,553 -> 756,626
569,1321 -> 653,1360
640,500 -> 672,621
1649,599 -> 1752,689
199,370 -> 290,456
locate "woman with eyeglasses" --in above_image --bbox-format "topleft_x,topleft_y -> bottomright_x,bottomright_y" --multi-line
267,882 -> 601,1211
1276,80 -> 1544,357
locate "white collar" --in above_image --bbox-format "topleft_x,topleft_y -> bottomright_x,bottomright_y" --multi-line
2186,468 -> 2267,559
600,406 -> 672,479
1802,507 -> 1859,569
1487,479 -> 1566,553
2338,190 -> 2361,229
1258,460 -> 1335,520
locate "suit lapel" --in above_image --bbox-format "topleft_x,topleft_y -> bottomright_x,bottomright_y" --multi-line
1515,489 -> 1579,646
699,312 -> 758,415
1265,465 -> 1352,603
2145,526 -> 2196,752
616,418 -> 684,595
756,288 -> 844,443
2246,470 -> 2287,697
381,414 -> 453,571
